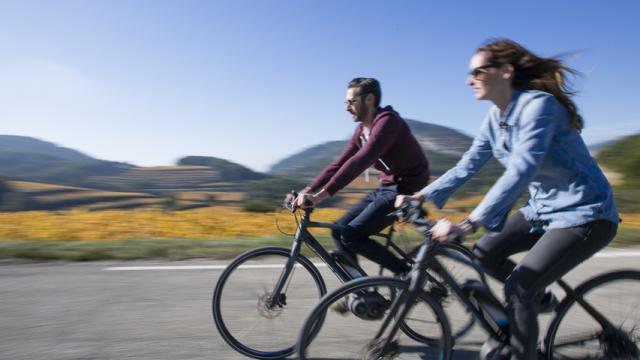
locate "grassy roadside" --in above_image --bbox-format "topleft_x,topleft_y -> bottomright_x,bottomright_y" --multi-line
0,228 -> 637,262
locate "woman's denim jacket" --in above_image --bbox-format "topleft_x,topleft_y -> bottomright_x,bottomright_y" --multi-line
420,90 -> 620,231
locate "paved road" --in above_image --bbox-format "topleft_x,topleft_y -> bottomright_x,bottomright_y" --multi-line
1,248 -> 639,360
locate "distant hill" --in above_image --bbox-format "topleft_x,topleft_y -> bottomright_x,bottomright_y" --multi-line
596,134 -> 640,212
269,119 -> 502,196
0,137 -> 287,210
270,119 -> 473,177
0,136 -> 267,193
596,133 -> 640,189
0,137 -> 273,189
0,135 -> 133,187
178,156 -> 267,182
0,135 -> 94,161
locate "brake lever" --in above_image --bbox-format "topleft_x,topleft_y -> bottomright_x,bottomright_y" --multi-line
282,191 -> 298,212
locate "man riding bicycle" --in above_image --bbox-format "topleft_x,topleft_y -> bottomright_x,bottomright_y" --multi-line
295,77 -> 430,276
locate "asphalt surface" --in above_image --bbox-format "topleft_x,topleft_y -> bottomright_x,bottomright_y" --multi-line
0,247 -> 639,360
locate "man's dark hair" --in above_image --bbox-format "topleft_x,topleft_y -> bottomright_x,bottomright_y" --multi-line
348,77 -> 382,107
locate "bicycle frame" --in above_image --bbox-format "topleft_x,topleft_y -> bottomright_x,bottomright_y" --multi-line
434,256 -> 630,348
430,255 -> 510,343
267,207 -> 407,309
369,228 -> 636,357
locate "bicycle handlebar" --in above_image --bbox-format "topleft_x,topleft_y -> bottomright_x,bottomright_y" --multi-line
282,191 -> 297,212
392,199 -> 433,227
391,199 -> 462,243
282,190 -> 313,213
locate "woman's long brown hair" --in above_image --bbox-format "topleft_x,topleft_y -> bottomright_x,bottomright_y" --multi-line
478,39 -> 583,131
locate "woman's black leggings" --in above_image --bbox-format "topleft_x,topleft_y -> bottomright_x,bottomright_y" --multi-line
472,211 -> 618,360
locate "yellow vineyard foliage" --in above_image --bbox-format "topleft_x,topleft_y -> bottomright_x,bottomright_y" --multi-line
621,213 -> 640,229
0,207 -> 342,241
0,206 -> 637,241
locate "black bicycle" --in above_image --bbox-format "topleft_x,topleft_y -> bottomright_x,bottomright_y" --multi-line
212,192 -> 483,359
296,201 -> 640,359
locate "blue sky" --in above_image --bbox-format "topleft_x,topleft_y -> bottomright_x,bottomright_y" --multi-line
1,0 -> 638,171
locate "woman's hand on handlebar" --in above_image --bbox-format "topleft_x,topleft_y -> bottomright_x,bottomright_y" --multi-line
431,219 -> 464,242
431,217 -> 479,242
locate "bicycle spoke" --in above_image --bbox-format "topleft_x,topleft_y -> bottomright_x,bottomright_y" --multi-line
546,270 -> 640,360
552,331 -> 601,348
402,316 -> 439,325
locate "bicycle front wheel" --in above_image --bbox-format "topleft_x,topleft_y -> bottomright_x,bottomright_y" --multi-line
544,270 -> 640,359
426,242 -> 485,341
212,246 -> 326,359
297,276 -> 452,360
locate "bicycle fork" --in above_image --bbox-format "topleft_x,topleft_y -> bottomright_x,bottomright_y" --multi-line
369,245 -> 433,357
265,231 -> 305,309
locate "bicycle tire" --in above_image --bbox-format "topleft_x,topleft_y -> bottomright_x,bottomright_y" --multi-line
544,269 -> 640,359
297,276 -> 452,360
212,246 -> 327,359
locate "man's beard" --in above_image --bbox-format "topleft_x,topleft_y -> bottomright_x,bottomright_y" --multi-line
353,106 -> 371,122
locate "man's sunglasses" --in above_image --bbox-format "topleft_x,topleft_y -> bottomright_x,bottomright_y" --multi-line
345,93 -> 369,106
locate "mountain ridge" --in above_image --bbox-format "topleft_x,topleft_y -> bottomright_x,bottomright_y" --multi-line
269,119 -> 475,177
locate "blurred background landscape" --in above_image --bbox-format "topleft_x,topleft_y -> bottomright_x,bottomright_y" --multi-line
0,123 -> 638,261
1,0 -> 639,261
0,3 -> 639,360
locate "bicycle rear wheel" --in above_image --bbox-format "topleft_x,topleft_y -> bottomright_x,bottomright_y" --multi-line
212,246 -> 326,359
297,276 -> 452,360
544,270 -> 640,359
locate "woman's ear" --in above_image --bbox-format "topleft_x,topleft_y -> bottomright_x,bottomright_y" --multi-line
502,64 -> 515,80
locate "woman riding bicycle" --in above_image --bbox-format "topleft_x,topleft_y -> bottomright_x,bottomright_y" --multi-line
396,39 -> 620,360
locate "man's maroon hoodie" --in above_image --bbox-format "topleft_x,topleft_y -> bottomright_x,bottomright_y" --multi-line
308,106 -> 430,195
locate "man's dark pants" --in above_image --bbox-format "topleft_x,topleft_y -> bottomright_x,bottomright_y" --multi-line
331,185 -> 410,274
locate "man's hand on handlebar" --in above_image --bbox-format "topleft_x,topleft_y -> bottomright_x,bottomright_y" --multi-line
293,189 -> 330,210
393,193 -> 427,223
394,193 -> 425,209
295,193 -> 315,209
